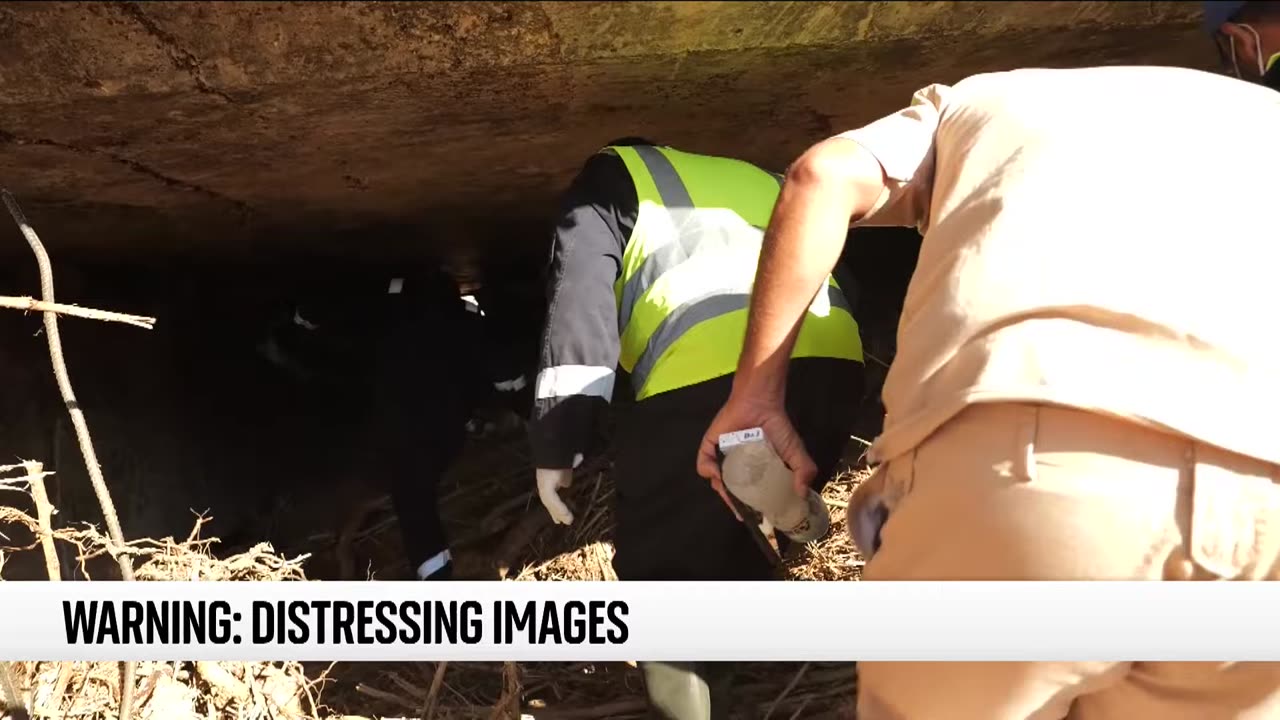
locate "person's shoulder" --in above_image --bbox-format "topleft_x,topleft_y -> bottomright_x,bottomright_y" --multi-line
954,64 -> 1258,94
575,148 -> 629,183
938,65 -> 1278,121
559,149 -> 630,202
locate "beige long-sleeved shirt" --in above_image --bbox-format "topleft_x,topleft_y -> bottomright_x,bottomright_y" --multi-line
836,66 -> 1280,467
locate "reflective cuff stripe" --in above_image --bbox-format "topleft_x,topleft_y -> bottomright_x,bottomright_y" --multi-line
494,375 -> 527,392
292,309 -> 319,330
535,365 -> 616,401
416,549 -> 452,580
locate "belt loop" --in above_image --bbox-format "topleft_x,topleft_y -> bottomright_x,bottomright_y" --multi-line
1014,405 -> 1039,483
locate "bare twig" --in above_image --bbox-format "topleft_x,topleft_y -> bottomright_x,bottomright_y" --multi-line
301,663 -> 336,720
382,672 -> 424,702
353,683 -> 417,711
0,296 -> 155,330
22,462 -> 62,581
44,662 -> 72,717
532,698 -> 648,719
764,662 -> 810,719
489,662 -> 520,720
422,661 -> 448,720
864,351 -> 891,369
0,464 -> 37,475
786,696 -> 812,720
61,662 -> 92,720
2,190 -> 136,720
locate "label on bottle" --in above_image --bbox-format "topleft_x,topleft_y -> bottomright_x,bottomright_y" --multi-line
718,427 -> 765,452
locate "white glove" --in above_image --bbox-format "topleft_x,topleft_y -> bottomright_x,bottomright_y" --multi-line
536,453 -> 583,526
537,469 -> 575,525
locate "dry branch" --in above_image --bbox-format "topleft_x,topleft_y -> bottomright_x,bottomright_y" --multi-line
0,296 -> 155,330
765,662 -> 810,719
531,698 -> 648,719
490,663 -> 520,720
2,189 -> 139,718
423,661 -> 448,720
19,462 -> 61,582
41,661 -> 72,718
353,683 -> 417,712
1,489 -> 319,720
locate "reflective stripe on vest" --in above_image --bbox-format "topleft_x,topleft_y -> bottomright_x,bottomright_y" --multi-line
607,145 -> 863,400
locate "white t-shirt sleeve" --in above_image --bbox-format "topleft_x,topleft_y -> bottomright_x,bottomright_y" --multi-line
834,82 -> 950,228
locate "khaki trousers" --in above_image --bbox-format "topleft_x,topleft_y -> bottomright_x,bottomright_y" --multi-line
853,402 -> 1280,720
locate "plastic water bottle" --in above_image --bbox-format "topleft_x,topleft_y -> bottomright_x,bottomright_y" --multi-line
718,427 -> 830,544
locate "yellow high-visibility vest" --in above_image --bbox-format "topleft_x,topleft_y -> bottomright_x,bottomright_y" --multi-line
607,144 -> 863,401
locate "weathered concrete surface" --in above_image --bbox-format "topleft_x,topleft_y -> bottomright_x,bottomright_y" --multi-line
0,1 -> 1211,276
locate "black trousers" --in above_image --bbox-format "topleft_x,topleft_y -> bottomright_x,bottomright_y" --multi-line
334,350 -> 471,579
386,421 -> 466,577
611,357 -> 864,581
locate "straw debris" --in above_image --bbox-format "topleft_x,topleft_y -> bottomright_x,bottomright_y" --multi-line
0,453 -> 868,719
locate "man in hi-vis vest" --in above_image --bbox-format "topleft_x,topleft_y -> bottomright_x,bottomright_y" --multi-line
528,138 -> 866,719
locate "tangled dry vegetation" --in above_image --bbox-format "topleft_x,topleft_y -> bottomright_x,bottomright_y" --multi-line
0,454 -> 869,720
507,463 -> 871,585
0,461 -> 319,720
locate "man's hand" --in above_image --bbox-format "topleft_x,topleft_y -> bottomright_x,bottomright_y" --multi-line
695,137 -> 885,518
536,468 -> 575,525
695,392 -> 817,519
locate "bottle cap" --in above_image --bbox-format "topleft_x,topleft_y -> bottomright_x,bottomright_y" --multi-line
718,427 -> 765,452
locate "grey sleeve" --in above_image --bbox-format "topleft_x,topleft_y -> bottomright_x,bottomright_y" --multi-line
527,153 -> 632,469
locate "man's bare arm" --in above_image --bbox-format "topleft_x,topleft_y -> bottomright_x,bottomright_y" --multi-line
695,137 -> 892,491
731,137 -> 891,403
